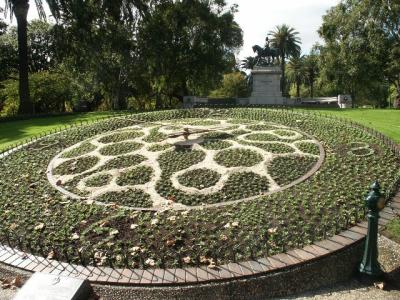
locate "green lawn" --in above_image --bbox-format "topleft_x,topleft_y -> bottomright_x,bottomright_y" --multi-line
0,112 -> 128,151
0,109 -> 399,151
295,108 -> 400,144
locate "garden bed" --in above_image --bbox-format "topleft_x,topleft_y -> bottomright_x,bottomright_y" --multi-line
0,108 -> 399,272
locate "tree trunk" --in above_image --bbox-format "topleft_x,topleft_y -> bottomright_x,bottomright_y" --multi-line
280,51 -> 285,96
15,1 -> 33,115
296,80 -> 300,98
310,80 -> 314,98
155,94 -> 162,109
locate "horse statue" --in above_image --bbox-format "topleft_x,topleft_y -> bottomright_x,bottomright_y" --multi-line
252,38 -> 279,66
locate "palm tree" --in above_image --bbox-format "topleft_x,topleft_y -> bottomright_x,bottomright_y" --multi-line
3,0 -> 148,114
287,54 -> 304,98
269,24 -> 301,96
241,56 -> 257,70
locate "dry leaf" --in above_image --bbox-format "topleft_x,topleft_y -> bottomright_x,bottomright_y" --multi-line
109,229 -> 119,236
99,220 -> 109,228
34,223 -> 45,231
374,282 -> 385,290
47,250 -> 55,260
182,256 -> 191,264
165,239 -> 176,247
268,227 -> 278,234
9,223 -> 18,230
71,233 -> 80,240
145,258 -> 155,266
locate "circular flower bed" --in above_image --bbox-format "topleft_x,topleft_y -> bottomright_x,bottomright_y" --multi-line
0,108 -> 398,272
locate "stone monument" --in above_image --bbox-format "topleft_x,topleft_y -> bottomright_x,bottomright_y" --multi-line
249,39 -> 285,105
249,66 -> 285,105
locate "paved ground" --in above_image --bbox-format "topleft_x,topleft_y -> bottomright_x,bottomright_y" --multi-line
1,236 -> 399,300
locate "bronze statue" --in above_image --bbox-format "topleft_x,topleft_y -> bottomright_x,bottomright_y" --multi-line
252,37 -> 279,66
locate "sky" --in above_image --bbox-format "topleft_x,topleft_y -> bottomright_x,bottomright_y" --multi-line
1,0 -> 340,59
226,0 -> 340,59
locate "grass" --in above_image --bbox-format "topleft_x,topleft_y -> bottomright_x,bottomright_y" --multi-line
295,108 -> 400,143
1,109 -> 399,151
0,112 -> 127,151
383,219 -> 400,244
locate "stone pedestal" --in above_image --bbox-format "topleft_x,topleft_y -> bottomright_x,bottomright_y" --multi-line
338,94 -> 352,108
250,67 -> 285,105
14,273 -> 91,300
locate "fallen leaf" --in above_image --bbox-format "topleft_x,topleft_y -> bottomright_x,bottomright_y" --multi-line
71,233 -> 80,240
182,256 -> 191,264
109,229 -> 119,236
34,223 -> 45,231
145,258 -> 155,266
268,227 -> 278,234
99,220 -> 109,228
165,239 -> 176,247
47,250 -> 55,260
374,282 -> 385,290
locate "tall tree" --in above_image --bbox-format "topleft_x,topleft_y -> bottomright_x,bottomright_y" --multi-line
137,0 -> 242,108
3,0 -> 149,114
269,24 -> 301,96
4,0 -> 36,114
319,0 -> 399,106
303,50 -> 319,98
286,54 -> 304,98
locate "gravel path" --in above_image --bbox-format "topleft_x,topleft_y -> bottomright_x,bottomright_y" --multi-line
280,235 -> 400,300
1,236 -> 399,300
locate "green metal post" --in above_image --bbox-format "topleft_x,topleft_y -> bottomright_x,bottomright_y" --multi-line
359,181 -> 383,277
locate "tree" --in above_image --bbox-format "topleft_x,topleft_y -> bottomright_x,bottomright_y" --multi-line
2,0 -> 149,114
209,72 -> 249,98
4,20 -> 55,73
137,0 -> 243,108
303,50 -> 319,98
318,0 -> 399,106
4,0 -> 33,114
269,24 -> 301,96
0,10 -> 7,35
286,54 -> 304,98
241,56 -> 257,70
0,14 -> 18,83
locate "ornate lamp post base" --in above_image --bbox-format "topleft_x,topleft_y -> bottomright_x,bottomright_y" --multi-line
358,182 -> 386,282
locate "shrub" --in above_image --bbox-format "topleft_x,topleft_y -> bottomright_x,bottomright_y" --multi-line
0,71 -> 74,116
